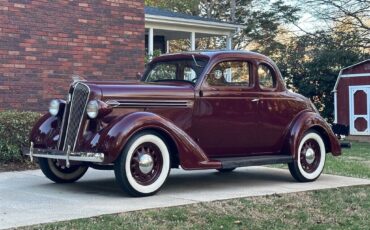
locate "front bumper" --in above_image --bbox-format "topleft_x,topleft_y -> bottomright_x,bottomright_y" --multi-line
22,142 -> 105,167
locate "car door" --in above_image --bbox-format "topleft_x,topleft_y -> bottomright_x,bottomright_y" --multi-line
191,59 -> 260,158
256,62 -> 300,153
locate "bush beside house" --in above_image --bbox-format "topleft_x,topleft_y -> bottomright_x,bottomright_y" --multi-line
0,111 -> 41,163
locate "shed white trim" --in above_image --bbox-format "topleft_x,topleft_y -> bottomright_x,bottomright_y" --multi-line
340,73 -> 370,78
333,59 -> 370,128
333,59 -> 370,92
145,14 -> 241,33
334,91 -> 338,123
349,85 -> 370,135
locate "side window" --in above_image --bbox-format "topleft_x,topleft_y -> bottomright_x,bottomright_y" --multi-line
207,61 -> 250,87
146,63 -> 177,81
258,64 -> 276,89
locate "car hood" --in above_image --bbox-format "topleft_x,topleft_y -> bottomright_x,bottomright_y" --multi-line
84,80 -> 195,101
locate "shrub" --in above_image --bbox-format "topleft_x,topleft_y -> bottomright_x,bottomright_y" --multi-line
145,49 -> 162,64
0,111 -> 41,163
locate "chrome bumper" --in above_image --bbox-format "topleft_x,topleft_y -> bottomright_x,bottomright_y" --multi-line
22,142 -> 105,167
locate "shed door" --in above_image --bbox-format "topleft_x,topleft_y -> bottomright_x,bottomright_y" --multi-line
349,86 -> 370,135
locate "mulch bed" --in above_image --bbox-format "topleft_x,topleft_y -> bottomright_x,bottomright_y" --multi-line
0,161 -> 38,172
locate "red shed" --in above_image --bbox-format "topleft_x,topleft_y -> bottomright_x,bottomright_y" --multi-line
333,59 -> 370,136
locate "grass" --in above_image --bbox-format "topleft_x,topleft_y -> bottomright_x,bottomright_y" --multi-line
272,141 -> 370,179
21,142 -> 370,230
23,186 -> 370,230
325,141 -> 370,178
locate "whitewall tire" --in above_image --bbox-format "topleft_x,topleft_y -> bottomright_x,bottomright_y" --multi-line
114,131 -> 171,197
288,131 -> 326,182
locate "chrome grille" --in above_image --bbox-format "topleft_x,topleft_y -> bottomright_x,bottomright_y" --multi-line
61,83 -> 90,151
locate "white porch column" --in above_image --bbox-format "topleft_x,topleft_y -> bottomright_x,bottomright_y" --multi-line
190,31 -> 196,51
226,35 -> 232,50
148,27 -> 154,58
166,40 -> 170,53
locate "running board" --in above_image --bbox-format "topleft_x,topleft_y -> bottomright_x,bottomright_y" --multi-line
213,155 -> 293,169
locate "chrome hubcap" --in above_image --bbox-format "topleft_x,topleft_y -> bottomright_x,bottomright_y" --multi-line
139,154 -> 154,174
305,148 -> 315,164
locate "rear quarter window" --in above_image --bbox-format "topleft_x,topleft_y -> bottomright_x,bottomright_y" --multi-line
258,64 -> 276,89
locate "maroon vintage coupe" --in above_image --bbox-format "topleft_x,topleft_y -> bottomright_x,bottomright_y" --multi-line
23,50 -> 341,196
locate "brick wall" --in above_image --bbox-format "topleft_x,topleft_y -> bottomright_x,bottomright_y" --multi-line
0,0 -> 145,111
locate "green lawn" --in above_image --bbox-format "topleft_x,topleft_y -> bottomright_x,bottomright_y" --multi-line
22,142 -> 370,230
325,142 -> 370,178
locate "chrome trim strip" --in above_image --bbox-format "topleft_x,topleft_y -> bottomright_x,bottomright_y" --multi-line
106,100 -> 193,108
105,100 -> 120,108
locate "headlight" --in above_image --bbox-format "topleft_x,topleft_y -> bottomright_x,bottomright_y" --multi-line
86,100 -> 99,119
49,99 -> 60,116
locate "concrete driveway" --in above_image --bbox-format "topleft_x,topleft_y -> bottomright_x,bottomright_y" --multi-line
1,167 -> 370,229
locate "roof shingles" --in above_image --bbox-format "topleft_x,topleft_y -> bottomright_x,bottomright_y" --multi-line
145,6 -> 230,24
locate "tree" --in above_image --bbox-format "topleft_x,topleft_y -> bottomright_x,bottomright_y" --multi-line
275,28 -> 370,121
295,0 -> 370,50
230,0 -> 236,22
145,0 -> 200,15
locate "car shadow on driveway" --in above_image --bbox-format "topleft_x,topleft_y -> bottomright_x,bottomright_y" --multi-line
33,167 -> 294,198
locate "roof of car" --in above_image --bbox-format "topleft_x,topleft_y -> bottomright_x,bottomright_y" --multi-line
155,50 -> 269,61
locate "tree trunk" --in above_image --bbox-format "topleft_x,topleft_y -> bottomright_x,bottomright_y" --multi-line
230,0 -> 236,22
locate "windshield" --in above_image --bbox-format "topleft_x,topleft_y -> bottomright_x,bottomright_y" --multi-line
143,57 -> 208,84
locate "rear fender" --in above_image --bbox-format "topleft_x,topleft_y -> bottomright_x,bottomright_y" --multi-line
95,112 -> 220,169
284,111 -> 341,159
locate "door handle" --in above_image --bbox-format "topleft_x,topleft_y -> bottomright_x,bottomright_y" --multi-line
252,98 -> 259,102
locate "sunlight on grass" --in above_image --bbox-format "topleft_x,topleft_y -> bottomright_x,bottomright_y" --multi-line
25,186 -> 370,230
324,141 -> 370,179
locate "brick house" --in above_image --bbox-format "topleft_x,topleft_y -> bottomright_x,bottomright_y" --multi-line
0,0 -> 145,111
0,1 -> 239,112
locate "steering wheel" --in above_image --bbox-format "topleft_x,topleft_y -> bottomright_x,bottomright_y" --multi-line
191,77 -> 198,83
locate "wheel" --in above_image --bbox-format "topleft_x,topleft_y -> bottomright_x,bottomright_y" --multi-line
38,158 -> 88,183
217,168 -> 236,173
288,130 -> 326,182
114,131 -> 171,197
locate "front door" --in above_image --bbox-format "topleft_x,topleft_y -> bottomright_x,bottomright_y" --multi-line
349,86 -> 370,135
191,60 -> 260,158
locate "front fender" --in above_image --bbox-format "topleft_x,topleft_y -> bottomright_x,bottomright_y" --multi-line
94,112 -> 220,169
30,113 -> 60,149
284,111 -> 341,159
